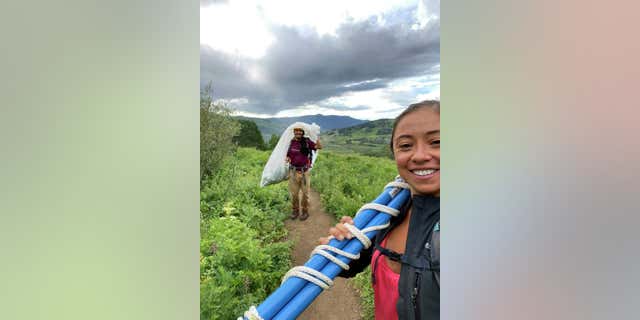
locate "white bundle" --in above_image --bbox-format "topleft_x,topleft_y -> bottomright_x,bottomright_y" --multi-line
260,122 -> 321,187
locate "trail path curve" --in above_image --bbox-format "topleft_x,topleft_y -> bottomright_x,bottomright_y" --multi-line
284,189 -> 364,320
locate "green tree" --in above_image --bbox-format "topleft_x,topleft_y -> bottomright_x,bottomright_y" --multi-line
200,83 -> 240,181
267,134 -> 279,150
233,120 -> 266,150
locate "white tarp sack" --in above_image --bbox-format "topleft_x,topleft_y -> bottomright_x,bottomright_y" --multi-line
260,122 -> 321,187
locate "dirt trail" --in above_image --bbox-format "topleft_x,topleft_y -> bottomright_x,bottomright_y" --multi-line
284,189 -> 364,320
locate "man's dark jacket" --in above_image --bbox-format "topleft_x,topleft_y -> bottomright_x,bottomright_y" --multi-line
340,195 -> 440,319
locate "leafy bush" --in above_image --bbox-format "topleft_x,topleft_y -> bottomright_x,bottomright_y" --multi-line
200,217 -> 291,320
200,147 -> 292,320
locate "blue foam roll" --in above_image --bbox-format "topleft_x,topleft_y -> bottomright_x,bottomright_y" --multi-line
272,189 -> 410,320
249,181 -> 408,320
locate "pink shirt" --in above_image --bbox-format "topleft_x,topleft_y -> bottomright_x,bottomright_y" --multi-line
372,236 -> 400,320
287,138 -> 316,168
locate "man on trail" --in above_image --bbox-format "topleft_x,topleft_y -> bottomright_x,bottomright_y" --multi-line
286,126 -> 322,221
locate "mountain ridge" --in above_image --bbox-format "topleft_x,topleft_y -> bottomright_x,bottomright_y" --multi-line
235,114 -> 367,140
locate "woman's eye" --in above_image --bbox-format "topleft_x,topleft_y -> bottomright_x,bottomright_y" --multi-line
399,143 -> 412,149
431,139 -> 440,146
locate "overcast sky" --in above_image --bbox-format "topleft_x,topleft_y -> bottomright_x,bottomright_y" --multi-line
200,0 -> 439,120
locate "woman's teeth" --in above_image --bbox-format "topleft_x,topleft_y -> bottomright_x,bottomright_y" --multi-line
413,169 -> 437,176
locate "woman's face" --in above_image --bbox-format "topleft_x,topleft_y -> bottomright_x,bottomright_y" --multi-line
392,107 -> 440,196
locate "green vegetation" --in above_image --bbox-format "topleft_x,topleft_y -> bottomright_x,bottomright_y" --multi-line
313,152 -> 398,220
199,148 -> 398,319
200,84 -> 240,180
200,85 -> 292,319
267,134 -> 279,150
321,119 -> 394,158
312,151 -> 398,319
234,119 -> 267,150
200,148 -> 292,320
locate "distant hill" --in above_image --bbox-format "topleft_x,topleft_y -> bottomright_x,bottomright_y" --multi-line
322,118 -> 395,158
235,114 -> 367,141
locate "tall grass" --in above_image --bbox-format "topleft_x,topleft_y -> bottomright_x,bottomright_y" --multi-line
311,151 -> 398,320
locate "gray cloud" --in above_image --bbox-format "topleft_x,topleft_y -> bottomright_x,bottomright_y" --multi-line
200,5 -> 439,115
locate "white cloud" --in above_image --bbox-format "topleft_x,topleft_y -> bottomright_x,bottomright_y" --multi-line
318,75 -> 440,119
416,88 -> 440,101
258,0 -> 417,36
200,3 -> 274,59
388,74 -> 439,92
274,104 -> 334,118
231,110 -> 275,118
343,78 -> 382,88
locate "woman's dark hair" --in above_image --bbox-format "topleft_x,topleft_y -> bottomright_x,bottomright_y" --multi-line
300,137 -> 310,156
389,100 -> 440,154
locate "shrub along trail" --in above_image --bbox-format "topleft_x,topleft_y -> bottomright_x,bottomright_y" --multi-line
285,189 -> 364,320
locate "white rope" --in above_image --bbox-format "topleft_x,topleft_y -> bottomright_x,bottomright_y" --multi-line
360,222 -> 391,235
355,202 -> 400,217
310,249 -> 350,270
282,266 -> 334,290
385,176 -> 410,197
237,306 -> 263,320
310,245 -> 360,270
385,180 -> 410,197
312,244 -> 360,260
343,222 -> 390,249
385,181 -> 411,190
343,223 -> 370,249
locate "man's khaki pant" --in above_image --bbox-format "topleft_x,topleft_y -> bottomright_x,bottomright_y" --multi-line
288,169 -> 310,213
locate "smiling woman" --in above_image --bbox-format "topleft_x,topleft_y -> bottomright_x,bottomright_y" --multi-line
391,101 -> 440,196
321,100 -> 441,319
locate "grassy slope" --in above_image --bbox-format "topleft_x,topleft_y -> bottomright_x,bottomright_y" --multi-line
321,119 -> 394,159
